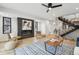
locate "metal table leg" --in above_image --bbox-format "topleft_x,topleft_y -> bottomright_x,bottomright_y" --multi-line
44,42 -> 57,55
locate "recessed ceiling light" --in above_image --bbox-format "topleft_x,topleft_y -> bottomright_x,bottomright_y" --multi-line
53,22 -> 56,25
76,8 -> 79,10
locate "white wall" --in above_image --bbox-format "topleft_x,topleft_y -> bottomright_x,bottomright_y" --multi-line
0,11 -> 49,37
0,7 -> 56,37
0,13 -> 17,37
0,15 -> 2,35
40,22 -> 46,34
45,17 -> 63,34
34,19 -> 49,35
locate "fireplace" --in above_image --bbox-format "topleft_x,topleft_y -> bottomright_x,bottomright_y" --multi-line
17,17 -> 34,38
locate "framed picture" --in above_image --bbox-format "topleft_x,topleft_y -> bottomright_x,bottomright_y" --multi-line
22,20 -> 32,30
3,17 -> 11,34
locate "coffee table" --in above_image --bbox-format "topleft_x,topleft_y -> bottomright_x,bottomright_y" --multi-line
44,38 -> 63,55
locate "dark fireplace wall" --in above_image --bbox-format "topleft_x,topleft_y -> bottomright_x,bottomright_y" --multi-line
17,17 -> 34,38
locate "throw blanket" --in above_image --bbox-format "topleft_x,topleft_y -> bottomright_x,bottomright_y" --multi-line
15,41 -> 74,55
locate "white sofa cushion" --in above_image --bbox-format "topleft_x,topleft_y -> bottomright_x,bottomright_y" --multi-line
0,34 -> 18,52
0,40 -> 18,51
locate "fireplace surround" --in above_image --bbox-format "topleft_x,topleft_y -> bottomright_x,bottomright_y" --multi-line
17,17 -> 34,38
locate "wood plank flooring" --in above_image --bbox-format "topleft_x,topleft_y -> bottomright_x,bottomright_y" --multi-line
16,37 -> 76,48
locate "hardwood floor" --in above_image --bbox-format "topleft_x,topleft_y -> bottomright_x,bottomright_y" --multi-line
16,37 -> 34,48
16,37 -> 76,48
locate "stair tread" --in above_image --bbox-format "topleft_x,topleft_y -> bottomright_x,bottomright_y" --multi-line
58,17 -> 79,36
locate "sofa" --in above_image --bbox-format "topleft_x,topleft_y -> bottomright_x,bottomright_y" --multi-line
0,34 -> 18,55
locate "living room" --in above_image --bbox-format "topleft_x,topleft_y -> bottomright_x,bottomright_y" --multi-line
0,3 -> 79,55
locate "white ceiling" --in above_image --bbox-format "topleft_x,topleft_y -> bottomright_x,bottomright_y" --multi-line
0,3 -> 79,20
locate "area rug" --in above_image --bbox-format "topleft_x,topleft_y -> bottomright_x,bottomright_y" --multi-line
15,41 -> 74,55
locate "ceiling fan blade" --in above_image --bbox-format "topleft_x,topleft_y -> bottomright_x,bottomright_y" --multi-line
46,9 -> 49,13
51,4 -> 62,8
42,4 -> 48,7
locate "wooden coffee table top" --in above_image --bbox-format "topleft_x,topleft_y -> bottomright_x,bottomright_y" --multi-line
47,39 -> 63,46
46,34 -> 64,46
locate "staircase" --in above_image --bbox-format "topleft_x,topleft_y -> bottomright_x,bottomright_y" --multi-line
58,17 -> 79,37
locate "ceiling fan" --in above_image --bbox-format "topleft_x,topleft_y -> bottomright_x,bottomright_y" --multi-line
42,3 -> 62,13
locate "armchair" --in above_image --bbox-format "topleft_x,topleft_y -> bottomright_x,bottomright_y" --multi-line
0,34 -> 18,55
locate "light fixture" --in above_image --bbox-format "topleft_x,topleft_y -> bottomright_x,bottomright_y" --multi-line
76,8 -> 79,10
48,7 -> 51,10
47,7 -> 51,12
